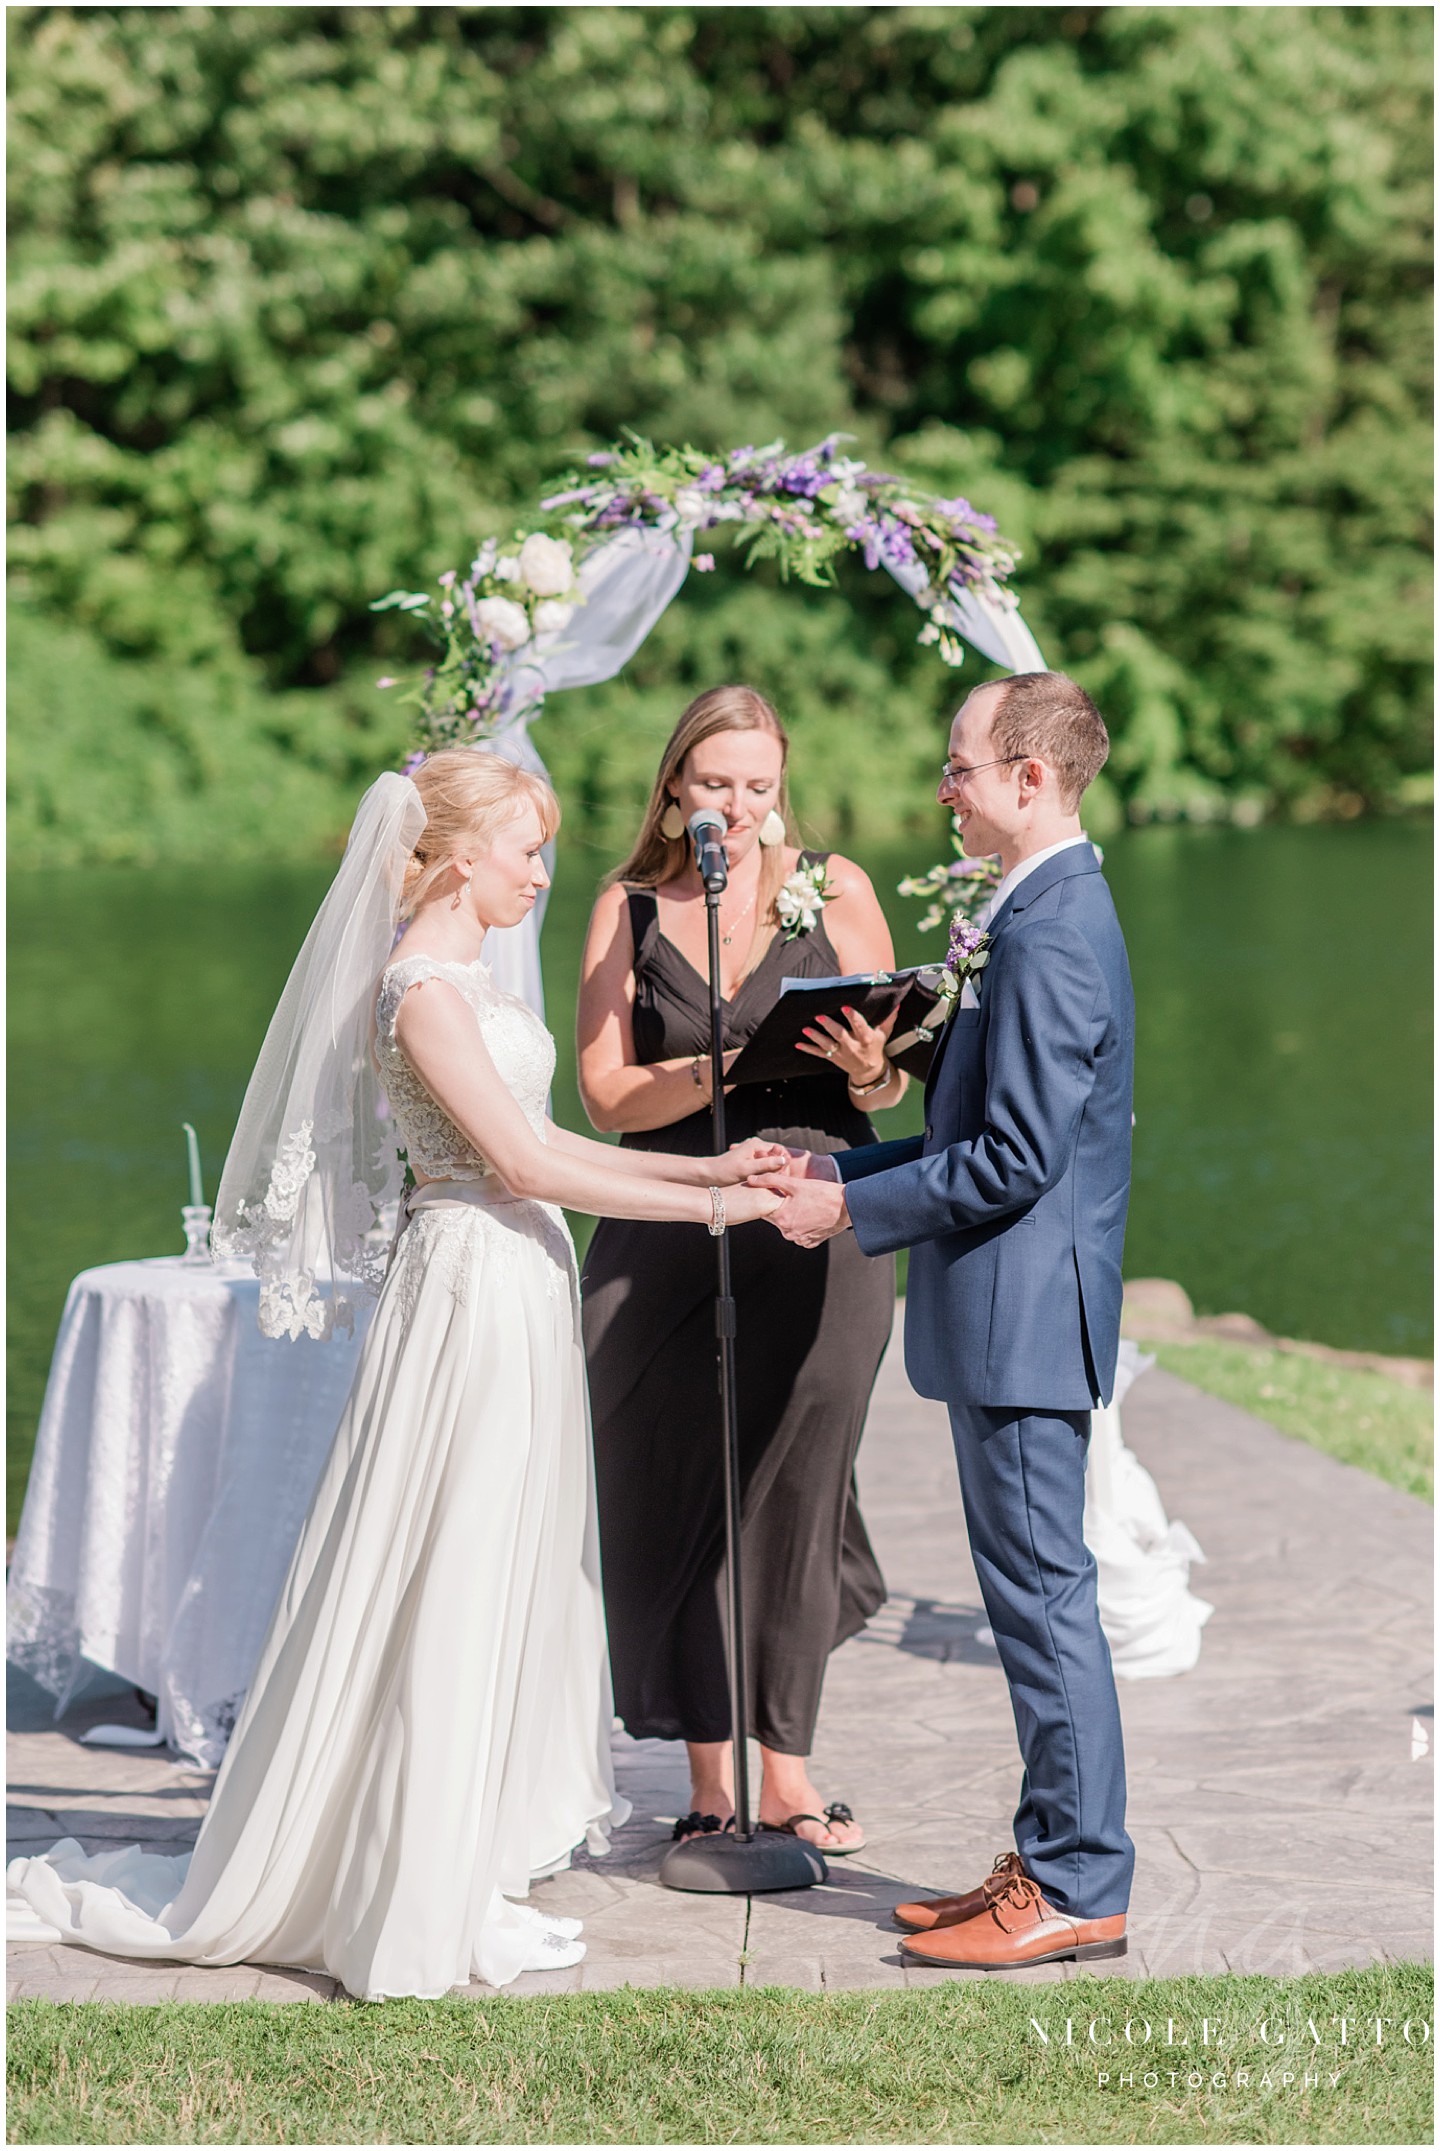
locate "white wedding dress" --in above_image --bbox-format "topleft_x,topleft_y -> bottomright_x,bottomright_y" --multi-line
8,955 -> 628,1999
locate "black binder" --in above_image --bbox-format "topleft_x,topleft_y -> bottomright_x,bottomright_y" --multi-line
882,967 -> 955,1080
726,966 -> 952,1088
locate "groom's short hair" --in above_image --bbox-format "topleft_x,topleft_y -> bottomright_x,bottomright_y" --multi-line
988,672 -> 1109,811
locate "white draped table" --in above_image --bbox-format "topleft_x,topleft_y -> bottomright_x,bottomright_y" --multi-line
7,1258 -> 371,1767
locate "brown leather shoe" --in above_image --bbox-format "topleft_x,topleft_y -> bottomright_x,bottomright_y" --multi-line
893,1851 -> 1027,1933
900,1869 -> 1127,1970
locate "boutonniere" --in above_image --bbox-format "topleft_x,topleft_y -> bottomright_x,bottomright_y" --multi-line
934,914 -> 991,1009
775,861 -> 835,941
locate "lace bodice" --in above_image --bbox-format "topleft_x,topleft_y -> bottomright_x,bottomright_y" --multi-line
375,956 -> 554,1180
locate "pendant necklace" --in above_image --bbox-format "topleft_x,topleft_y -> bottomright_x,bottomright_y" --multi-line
720,887 -> 759,947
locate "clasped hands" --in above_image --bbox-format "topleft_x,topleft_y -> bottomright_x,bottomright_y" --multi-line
708,999 -> 894,1244
713,1138 -> 851,1247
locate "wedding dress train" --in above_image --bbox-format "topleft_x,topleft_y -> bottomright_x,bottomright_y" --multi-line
8,955 -> 628,1998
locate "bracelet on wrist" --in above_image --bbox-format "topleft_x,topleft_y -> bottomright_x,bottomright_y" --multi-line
849,1062 -> 896,1099
690,1055 -> 707,1091
706,1185 -> 727,1236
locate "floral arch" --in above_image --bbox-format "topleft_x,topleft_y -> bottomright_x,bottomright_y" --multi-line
371,435 -> 1045,1009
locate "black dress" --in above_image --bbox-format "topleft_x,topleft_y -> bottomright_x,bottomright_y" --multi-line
580,861 -> 893,1755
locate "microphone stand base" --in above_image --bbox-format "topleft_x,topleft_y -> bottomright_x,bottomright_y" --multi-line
659,1830 -> 827,1894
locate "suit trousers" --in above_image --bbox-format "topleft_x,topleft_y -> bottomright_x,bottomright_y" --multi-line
948,1402 -> 1134,1919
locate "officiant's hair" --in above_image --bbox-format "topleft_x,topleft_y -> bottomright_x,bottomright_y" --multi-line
400,748 -> 560,918
606,687 -> 798,957
987,672 -> 1109,810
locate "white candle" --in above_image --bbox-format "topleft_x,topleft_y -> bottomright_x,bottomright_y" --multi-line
182,1122 -> 204,1209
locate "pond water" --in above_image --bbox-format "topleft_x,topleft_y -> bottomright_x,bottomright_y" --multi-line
8,822 -> 1431,1527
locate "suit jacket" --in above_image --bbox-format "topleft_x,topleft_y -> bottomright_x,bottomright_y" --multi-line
838,844 -> 1134,1410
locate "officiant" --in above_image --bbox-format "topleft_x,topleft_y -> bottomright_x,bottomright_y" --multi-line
577,685 -> 908,1857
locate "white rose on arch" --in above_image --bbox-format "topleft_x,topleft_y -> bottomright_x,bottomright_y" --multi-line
532,598 -> 576,636
517,533 -> 574,597
673,487 -> 709,525
474,595 -> 532,650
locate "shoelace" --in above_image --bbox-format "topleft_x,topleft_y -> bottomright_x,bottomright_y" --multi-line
988,1869 -> 1045,1918
980,1851 -> 1027,1906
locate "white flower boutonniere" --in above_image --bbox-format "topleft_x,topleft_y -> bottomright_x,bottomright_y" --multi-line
775,861 -> 835,942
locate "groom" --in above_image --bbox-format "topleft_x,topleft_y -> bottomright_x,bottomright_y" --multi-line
760,670 -> 1135,1969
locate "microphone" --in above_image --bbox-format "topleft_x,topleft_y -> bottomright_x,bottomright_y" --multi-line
688,808 -> 730,893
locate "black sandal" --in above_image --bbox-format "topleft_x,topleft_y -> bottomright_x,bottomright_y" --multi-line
762,1801 -> 867,1856
671,1810 -> 736,1844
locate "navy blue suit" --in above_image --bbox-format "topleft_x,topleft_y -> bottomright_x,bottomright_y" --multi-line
837,843 -> 1135,1916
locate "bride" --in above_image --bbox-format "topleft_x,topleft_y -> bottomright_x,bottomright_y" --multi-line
7,750 -> 781,1999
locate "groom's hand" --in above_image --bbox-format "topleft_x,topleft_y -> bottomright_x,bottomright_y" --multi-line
768,1177 -> 852,1247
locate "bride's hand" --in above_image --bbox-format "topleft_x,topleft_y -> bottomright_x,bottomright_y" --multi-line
723,1184 -> 782,1224
710,1137 -> 789,1186
745,1144 -> 832,1190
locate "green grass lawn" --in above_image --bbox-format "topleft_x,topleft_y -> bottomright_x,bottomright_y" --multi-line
1142,1340 -> 1433,1503
7,1967 -> 1433,2145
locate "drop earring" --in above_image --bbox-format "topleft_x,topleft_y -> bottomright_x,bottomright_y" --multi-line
758,809 -> 786,847
659,801 -> 686,840
452,867 -> 473,910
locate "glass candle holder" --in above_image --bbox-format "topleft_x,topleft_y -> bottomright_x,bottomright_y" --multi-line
180,1204 -> 214,1265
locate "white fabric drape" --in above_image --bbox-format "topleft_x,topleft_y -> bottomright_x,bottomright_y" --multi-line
476,529 -> 695,1013
471,716 -> 557,1019
881,556 -> 1047,673
1087,1342 -> 1214,1679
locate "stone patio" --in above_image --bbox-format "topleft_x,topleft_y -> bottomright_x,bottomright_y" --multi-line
8,1315 -> 1432,2001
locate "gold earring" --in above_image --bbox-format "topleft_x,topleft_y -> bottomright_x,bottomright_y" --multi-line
758,809 -> 786,847
659,801 -> 686,840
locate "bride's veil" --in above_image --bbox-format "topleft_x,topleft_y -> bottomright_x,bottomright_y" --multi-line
212,771 -> 428,1340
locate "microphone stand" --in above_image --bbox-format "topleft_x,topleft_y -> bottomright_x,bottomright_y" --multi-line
659,833 -> 826,1897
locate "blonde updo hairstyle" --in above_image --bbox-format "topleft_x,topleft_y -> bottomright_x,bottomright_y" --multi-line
400,748 -> 560,920
607,686 -> 798,974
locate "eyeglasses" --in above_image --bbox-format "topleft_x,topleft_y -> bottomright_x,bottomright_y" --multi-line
938,755 -> 1027,786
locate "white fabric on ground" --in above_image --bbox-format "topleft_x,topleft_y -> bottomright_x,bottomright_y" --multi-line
1088,1341 -> 1214,1679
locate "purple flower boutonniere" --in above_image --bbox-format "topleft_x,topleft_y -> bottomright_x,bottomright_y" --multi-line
938,914 -> 991,1008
